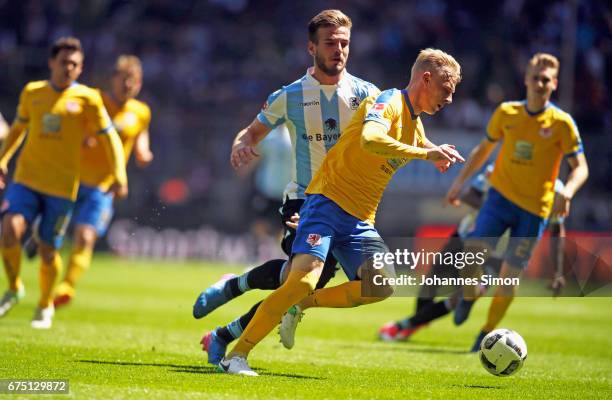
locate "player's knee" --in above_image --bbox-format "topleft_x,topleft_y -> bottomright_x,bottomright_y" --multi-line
75,225 -> 97,249
38,245 -> 57,265
2,214 -> 25,246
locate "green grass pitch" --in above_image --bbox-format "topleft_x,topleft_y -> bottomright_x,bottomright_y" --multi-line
1,255 -> 610,399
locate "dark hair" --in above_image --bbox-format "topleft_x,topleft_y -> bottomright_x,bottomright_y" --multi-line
50,37 -> 83,58
307,10 -> 352,43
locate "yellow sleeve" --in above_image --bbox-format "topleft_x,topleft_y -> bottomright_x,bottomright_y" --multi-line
486,104 -> 505,142
84,90 -> 114,134
0,86 -> 30,169
560,115 -> 583,157
85,91 -> 128,185
360,121 -> 428,159
97,128 -> 128,186
363,92 -> 400,132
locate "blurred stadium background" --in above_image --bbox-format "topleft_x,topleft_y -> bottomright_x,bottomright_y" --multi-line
0,0 -> 609,264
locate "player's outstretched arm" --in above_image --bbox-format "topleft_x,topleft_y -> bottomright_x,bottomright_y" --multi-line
230,119 -> 271,170
551,153 -> 588,219
98,128 -> 129,198
361,121 -> 463,166
134,130 -> 154,168
446,138 -> 496,206
0,121 -> 28,189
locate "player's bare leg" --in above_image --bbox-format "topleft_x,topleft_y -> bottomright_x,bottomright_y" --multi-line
280,261 -> 393,349
32,242 -> 62,329
220,254 -> 323,375
0,214 -> 27,317
54,224 -> 97,308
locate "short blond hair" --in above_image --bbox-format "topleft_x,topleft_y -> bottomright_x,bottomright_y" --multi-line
113,55 -> 143,78
526,52 -> 559,77
308,9 -> 352,43
411,48 -> 462,84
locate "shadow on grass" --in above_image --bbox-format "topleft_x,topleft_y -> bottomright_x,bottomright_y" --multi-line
453,384 -> 503,389
338,343 -> 469,355
77,359 -> 325,380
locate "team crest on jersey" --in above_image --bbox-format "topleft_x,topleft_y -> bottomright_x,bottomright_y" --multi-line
306,234 -> 322,247
65,100 -> 81,114
349,97 -> 361,110
539,128 -> 552,138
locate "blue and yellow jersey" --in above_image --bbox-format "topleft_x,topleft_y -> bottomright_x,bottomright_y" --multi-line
1,80 -> 114,200
80,92 -> 151,190
307,89 -> 426,225
487,101 -> 583,218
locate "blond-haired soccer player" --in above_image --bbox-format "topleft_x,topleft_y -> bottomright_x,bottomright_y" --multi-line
0,37 -> 127,329
52,55 -> 153,307
445,53 -> 588,347
193,9 -> 379,365
219,49 -> 464,375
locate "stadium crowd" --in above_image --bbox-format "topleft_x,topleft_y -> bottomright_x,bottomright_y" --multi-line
0,0 -> 609,233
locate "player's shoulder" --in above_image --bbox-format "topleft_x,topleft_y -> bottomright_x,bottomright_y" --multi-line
127,98 -> 151,119
263,75 -> 307,105
374,88 -> 401,104
497,100 -> 524,115
547,103 -> 576,126
344,72 -> 380,96
22,80 -> 49,93
70,83 -> 104,102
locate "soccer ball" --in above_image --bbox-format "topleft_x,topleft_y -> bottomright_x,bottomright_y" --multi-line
479,329 -> 527,377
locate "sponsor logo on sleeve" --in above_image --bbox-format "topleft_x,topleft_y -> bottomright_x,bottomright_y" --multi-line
306,234 -> 322,247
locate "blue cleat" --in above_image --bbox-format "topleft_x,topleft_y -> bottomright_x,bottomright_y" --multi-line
201,328 -> 227,365
453,298 -> 475,325
470,330 -> 488,352
192,273 -> 236,319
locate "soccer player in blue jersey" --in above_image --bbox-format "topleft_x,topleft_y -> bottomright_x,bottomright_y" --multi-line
191,9 -> 380,365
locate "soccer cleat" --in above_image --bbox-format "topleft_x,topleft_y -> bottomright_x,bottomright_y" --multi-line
201,329 -> 228,365
192,273 -> 237,319
453,298 -> 475,326
0,287 -> 26,318
53,282 -> 75,309
218,356 -> 258,376
279,304 -> 303,349
470,330 -> 488,353
378,321 -> 427,342
31,305 -> 54,329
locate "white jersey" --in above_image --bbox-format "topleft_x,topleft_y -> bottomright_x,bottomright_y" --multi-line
257,68 -> 379,200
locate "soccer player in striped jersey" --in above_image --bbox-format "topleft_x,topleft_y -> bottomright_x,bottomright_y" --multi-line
445,53 -> 589,338
220,49 -> 464,375
192,9 -> 380,366
0,37 -> 127,329
52,55 -> 153,307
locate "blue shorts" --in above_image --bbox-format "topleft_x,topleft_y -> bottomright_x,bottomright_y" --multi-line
72,184 -> 114,236
468,188 -> 548,269
291,194 -> 390,280
1,182 -> 74,249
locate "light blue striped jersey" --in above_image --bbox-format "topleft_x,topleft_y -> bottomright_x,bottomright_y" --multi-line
257,69 -> 379,199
